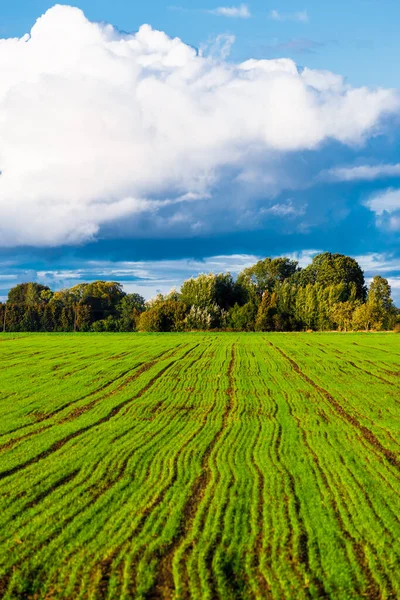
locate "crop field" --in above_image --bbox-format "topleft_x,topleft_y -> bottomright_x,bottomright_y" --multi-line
0,333 -> 399,600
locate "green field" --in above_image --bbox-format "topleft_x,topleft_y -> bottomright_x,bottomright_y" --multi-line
0,333 -> 399,600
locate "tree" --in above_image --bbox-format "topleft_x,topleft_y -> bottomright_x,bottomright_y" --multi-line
61,306 -> 74,331
25,283 -> 44,307
40,289 -> 54,304
3,304 -> 25,332
276,281 -> 296,316
352,304 -> 373,331
180,273 -> 240,312
330,301 -> 358,332
8,282 -> 50,305
1,259 -> 398,333
0,303 -> 6,333
214,273 -> 244,310
228,301 -> 258,331
118,293 -> 146,331
39,304 -> 55,332
303,285 -> 318,330
70,281 -> 125,322
91,316 -> 119,332
75,305 -> 92,332
238,257 -> 299,298
137,299 -> 187,332
20,306 -> 41,332
255,291 -> 278,331
365,276 -> 396,330
185,303 -> 225,330
297,253 -> 366,301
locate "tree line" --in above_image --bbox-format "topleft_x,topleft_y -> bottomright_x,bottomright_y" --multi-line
1,253 -> 399,333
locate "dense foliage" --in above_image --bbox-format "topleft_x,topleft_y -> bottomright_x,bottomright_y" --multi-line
1,253 -> 398,332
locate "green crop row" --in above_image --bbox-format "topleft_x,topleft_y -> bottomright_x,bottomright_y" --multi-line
0,332 -> 399,599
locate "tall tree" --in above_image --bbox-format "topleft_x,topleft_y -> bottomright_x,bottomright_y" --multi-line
255,291 -> 278,331
180,273 -> 241,311
366,276 -> 396,330
0,303 -> 6,333
118,293 -> 146,331
238,257 -> 299,298
8,282 -> 50,305
297,253 -> 366,301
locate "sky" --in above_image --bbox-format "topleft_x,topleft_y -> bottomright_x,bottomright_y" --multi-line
0,1 -> 399,302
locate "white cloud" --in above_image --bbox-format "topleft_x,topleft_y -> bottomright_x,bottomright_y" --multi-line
260,200 -> 306,217
387,276 -> 400,291
269,9 -> 309,22
282,249 -> 320,267
355,253 -> 400,274
364,189 -> 400,231
322,163 -> 400,181
208,4 -> 251,18
199,34 -> 236,60
0,4 -> 398,247
365,188 -> 400,215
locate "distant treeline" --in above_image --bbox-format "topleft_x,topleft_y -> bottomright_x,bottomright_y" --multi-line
1,253 -> 399,333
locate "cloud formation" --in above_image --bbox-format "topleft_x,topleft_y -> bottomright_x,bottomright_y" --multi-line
323,163 -> 400,181
208,4 -> 251,18
365,188 -> 400,215
269,9 -> 309,22
0,4 -> 398,247
364,188 -> 400,231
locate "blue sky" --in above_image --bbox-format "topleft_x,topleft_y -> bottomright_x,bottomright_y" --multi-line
0,2 -> 399,302
2,0 -> 400,87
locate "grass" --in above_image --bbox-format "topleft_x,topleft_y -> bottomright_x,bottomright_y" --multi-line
0,332 -> 399,599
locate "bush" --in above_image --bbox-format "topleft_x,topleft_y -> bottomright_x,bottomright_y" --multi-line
137,300 -> 187,332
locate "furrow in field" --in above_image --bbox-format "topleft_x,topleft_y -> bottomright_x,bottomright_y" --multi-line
244,351 -> 285,599
274,344 -> 400,597
281,413 -> 329,598
262,340 -> 400,598
57,347 -> 187,424
221,352 -> 276,600
355,436 -> 400,497
1,345 -> 204,531
243,350 -> 318,600
1,333 -> 399,600
0,345 -> 199,482
339,469 -> 398,595
250,418 -> 269,596
351,341 -> 400,358
103,349 -> 210,545
144,344 -> 236,600
38,346 -> 182,423
269,403 -> 325,598
0,572 -> 12,599
347,361 -> 397,387
0,425 -> 53,453
269,342 -> 400,471
73,346 -> 217,597
0,344 -> 182,439
1,423 -> 184,597
55,345 -> 186,422
20,344 -> 213,599
24,469 -> 81,511
293,418 -> 382,598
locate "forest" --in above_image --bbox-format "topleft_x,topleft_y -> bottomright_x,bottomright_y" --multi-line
1,252 -> 398,333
